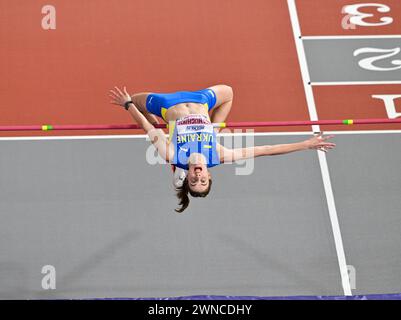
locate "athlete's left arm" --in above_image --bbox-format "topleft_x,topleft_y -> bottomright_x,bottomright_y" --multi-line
217,133 -> 336,162
110,86 -> 173,162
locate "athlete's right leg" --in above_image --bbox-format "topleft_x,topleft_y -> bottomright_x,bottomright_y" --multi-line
205,85 -> 233,133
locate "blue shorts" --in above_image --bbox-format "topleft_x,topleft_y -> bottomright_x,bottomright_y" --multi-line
146,88 -> 217,120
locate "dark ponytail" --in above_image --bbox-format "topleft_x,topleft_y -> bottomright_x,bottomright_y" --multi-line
175,178 -> 213,213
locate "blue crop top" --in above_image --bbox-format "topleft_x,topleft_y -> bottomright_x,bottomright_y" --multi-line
169,115 -> 220,170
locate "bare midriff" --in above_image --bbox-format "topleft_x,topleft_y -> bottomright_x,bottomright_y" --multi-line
164,103 -> 211,123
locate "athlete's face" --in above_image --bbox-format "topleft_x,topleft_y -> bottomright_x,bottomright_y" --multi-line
187,164 -> 210,193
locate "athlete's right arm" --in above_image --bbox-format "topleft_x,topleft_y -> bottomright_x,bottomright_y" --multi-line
216,133 -> 336,162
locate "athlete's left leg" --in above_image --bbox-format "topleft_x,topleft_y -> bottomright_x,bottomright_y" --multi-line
130,92 -> 161,125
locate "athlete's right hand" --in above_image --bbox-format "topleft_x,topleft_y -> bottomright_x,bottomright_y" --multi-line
303,132 -> 336,153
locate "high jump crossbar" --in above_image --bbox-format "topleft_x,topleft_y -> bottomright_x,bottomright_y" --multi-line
0,118 -> 400,131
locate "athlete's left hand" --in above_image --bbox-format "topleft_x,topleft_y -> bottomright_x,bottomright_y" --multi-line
304,132 -> 336,153
109,86 -> 132,107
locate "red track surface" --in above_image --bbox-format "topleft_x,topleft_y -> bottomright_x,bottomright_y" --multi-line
1,0 -> 400,137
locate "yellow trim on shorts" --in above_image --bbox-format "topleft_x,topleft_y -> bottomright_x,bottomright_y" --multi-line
161,107 -> 168,121
168,120 -> 176,143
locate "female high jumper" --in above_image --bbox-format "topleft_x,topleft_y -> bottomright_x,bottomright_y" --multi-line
109,85 -> 336,212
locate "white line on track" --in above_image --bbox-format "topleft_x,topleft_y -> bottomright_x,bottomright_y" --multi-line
311,81 -> 401,86
1,130 -> 401,141
302,35 -> 401,40
288,0 -> 352,296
